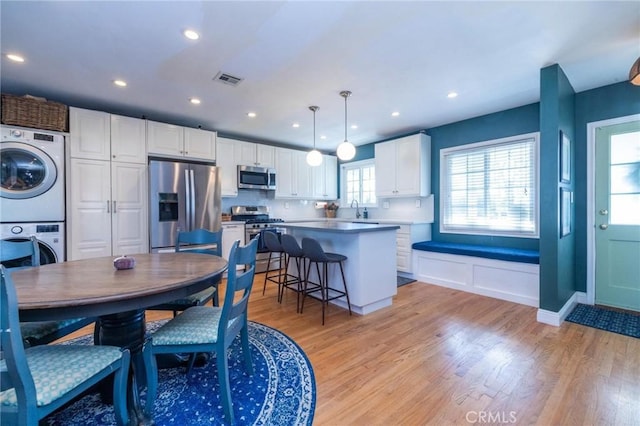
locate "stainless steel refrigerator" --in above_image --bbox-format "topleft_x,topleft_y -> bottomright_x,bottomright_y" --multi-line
149,159 -> 222,252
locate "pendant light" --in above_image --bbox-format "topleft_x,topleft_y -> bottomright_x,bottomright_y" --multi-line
306,106 -> 323,167
629,57 -> 640,85
336,90 -> 356,161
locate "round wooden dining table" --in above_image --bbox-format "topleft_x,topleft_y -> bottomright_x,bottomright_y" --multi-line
10,252 -> 228,425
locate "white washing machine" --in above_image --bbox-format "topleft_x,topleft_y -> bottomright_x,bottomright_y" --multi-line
0,222 -> 65,266
0,125 -> 65,222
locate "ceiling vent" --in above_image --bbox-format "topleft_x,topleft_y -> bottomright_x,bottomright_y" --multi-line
213,72 -> 243,86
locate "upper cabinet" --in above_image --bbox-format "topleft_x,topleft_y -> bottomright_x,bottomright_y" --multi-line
375,133 -> 431,197
147,120 -> 216,161
70,107 -> 146,164
216,137 -> 240,197
311,154 -> 338,199
236,140 -> 276,168
275,147 -> 312,199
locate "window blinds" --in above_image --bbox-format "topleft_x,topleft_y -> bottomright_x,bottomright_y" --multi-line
442,136 -> 537,236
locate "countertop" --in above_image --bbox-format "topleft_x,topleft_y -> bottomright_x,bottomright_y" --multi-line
283,218 -> 431,225
278,221 -> 400,233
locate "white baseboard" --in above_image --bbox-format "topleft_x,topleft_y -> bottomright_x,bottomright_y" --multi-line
536,291 -> 587,326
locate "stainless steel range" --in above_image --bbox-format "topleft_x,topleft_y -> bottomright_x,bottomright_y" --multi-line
231,206 -> 285,273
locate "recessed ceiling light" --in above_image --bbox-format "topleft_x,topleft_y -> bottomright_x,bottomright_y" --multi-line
320,135 -> 327,140
391,111 -> 400,117
447,91 -> 458,99
113,79 -> 127,87
247,112 -> 257,118
189,98 -> 201,105
6,54 -> 24,63
351,124 -> 358,129
292,123 -> 300,128
183,29 -> 200,40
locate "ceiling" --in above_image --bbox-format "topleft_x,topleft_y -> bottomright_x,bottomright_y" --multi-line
1,1 -> 639,152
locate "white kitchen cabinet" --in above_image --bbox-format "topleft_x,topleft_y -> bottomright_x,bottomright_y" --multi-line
395,223 -> 431,273
236,140 -> 275,167
311,154 -> 338,199
68,158 -> 148,260
375,133 -> 430,197
70,108 -> 146,164
147,121 -> 216,161
275,147 -> 311,199
68,108 -> 148,259
222,222 -> 245,269
184,127 -> 216,161
216,137 -> 240,197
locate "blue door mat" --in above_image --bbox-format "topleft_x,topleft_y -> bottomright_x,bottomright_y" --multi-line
397,276 -> 416,287
566,304 -> 640,339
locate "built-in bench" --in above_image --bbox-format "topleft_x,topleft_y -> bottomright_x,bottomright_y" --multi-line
411,241 -> 540,307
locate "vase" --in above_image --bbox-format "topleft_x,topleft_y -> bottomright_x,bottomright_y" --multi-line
325,210 -> 336,218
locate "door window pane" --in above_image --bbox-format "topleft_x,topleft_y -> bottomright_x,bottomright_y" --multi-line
610,130 -> 640,225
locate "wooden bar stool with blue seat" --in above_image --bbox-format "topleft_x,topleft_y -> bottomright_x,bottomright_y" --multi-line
0,237 -> 96,347
300,237 -> 352,325
262,230 -> 286,297
0,265 -> 131,425
149,228 -> 223,316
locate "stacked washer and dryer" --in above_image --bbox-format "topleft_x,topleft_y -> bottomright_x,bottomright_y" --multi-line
1,126 -> 66,265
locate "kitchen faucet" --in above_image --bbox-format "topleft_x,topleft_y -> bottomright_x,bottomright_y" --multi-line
351,199 -> 361,219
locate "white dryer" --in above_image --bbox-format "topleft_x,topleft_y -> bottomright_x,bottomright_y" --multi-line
0,126 -> 65,222
0,222 -> 65,266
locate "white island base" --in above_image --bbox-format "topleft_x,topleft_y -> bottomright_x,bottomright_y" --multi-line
280,221 -> 399,315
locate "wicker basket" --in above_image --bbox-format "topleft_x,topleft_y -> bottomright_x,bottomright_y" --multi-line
1,94 -> 68,132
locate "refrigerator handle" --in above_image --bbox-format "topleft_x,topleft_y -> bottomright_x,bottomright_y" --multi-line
184,169 -> 191,231
189,169 -> 196,231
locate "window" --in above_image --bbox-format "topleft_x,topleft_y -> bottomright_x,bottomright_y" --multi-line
440,132 -> 539,237
341,159 -> 377,206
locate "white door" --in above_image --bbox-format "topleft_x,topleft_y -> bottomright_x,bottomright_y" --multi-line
395,135 -> 421,196
184,127 -> 216,161
68,158 -> 112,260
110,114 -> 146,164
595,120 -> 640,311
375,140 -> 397,197
69,107 -> 111,161
147,121 -> 184,156
111,162 -> 148,256
216,138 -> 238,196
275,148 -> 295,197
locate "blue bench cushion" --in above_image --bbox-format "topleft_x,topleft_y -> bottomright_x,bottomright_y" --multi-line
412,241 -> 539,264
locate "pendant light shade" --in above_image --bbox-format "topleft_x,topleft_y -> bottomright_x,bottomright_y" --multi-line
629,57 -> 640,86
306,106 -> 323,167
337,90 -> 356,161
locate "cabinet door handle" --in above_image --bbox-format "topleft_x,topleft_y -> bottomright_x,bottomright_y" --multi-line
113,201 -> 117,213
107,200 -> 110,213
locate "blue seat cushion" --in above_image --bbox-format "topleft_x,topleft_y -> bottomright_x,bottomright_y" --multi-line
411,241 -> 539,264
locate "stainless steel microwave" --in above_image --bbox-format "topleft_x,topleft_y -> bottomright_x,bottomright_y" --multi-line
237,165 -> 276,190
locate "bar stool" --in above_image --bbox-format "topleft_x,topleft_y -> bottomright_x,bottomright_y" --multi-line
262,231 -> 285,297
279,234 -> 311,312
301,237 -> 352,325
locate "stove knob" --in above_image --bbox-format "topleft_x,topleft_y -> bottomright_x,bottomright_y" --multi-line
11,225 -> 23,234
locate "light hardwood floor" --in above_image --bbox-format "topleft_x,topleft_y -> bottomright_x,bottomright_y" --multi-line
62,275 -> 640,425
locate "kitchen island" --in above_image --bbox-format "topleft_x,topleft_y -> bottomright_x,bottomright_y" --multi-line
279,221 -> 400,315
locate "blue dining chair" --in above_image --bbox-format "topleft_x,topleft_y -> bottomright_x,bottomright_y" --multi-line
150,228 -> 223,315
0,237 -> 96,347
143,237 -> 259,424
0,265 -> 131,425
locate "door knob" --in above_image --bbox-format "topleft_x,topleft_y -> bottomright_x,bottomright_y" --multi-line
599,209 -> 608,215
599,224 -> 608,230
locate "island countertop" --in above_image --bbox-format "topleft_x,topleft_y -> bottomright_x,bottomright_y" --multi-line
278,221 -> 400,233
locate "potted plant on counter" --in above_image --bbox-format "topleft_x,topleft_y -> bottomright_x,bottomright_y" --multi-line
324,202 -> 339,218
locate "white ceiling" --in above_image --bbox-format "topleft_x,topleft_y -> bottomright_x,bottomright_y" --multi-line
1,1 -> 639,152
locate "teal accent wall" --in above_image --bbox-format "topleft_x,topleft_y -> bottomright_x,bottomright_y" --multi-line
573,82 -> 640,292
539,64 -> 576,312
427,103 -> 540,250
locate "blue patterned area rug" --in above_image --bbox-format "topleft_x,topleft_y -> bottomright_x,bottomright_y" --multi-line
566,304 -> 640,339
46,321 -> 316,425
